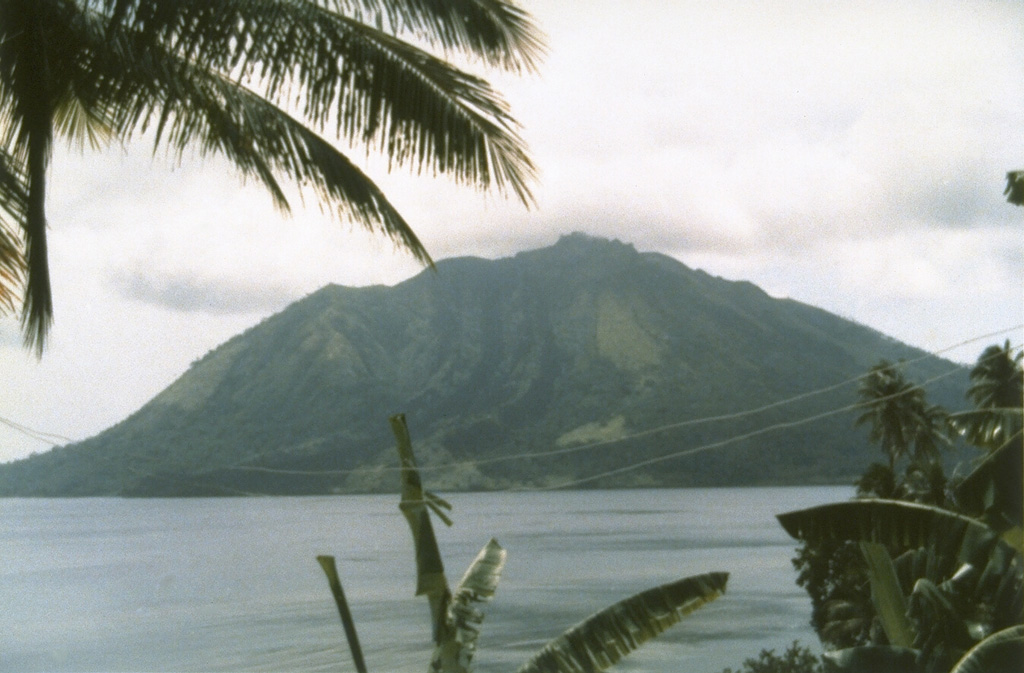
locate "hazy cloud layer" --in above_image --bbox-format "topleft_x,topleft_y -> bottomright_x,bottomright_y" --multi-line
108,270 -> 299,315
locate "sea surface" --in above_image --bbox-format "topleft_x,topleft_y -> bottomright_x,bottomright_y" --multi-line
1,487 -> 852,673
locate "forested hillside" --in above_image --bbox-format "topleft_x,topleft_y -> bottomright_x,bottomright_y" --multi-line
0,235 -> 969,496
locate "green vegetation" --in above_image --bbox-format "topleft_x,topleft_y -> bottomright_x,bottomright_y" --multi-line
319,340 -> 1020,673
770,343 -> 1023,673
0,0 -> 542,352
318,414 -> 728,673
0,235 -> 971,496
720,642 -> 830,673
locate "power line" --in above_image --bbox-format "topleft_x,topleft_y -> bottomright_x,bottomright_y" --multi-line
214,326 -> 1022,479
521,365 -> 979,491
0,414 -> 75,445
2,326 -> 1020,495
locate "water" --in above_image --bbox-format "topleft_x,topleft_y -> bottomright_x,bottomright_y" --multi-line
1,487 -> 850,673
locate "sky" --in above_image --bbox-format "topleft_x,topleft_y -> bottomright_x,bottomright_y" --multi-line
1,0 -> 1022,463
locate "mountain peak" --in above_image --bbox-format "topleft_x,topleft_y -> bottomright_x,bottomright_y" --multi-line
533,233 -> 639,261
0,236 -> 966,496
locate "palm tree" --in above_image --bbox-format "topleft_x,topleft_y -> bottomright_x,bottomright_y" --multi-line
955,341 -> 1024,452
0,0 -> 544,353
855,361 -> 950,472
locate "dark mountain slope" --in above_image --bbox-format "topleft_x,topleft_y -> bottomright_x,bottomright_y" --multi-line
0,234 -> 969,495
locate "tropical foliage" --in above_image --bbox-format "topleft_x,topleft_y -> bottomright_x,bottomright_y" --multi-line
954,341 -> 1023,452
854,360 -> 951,489
0,0 -> 543,352
318,414 -> 729,673
719,641 -> 830,673
780,343 -> 1023,673
779,498 -> 1022,672
1006,171 -> 1024,206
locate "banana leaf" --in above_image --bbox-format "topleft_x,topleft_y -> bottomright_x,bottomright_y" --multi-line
952,437 -> 1023,530
907,577 -> 976,672
860,541 -> 915,647
514,572 -> 728,673
776,500 -> 1018,581
949,625 -> 1024,673
392,413 -> 452,643
824,645 -> 920,673
430,538 -> 507,673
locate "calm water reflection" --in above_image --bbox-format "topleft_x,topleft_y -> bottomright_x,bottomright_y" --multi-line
1,487 -> 851,672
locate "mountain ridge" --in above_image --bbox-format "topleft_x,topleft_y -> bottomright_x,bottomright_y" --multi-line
0,234 -> 970,496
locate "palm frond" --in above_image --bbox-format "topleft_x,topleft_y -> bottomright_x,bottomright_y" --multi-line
0,0 -> 58,354
1005,171 -> 1024,207
0,145 -> 27,314
334,0 -> 547,73
95,37 -> 434,263
100,0 -> 538,204
102,0 -> 545,75
0,0 -> 541,353
514,572 -> 729,673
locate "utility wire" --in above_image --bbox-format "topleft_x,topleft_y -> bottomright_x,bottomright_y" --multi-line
213,326 -> 1022,478
0,414 -> 75,445
113,332 -> 1015,498
521,365 -> 983,491
2,326 -> 1020,494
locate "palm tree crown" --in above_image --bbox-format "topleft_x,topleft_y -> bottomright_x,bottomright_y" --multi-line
957,340 -> 1024,451
0,0 -> 545,353
855,360 -> 950,471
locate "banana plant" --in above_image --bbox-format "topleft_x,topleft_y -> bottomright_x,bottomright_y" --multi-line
778,499 -> 1023,673
949,624 -> 1024,673
319,413 -> 729,673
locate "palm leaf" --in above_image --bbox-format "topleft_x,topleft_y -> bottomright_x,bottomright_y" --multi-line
1,0 -> 541,353
103,0 -> 544,76
949,625 -> 1024,673
392,413 -> 452,643
0,0 -> 57,354
430,538 -> 507,673
0,145 -> 27,314
104,0 -> 539,203
514,572 -> 729,673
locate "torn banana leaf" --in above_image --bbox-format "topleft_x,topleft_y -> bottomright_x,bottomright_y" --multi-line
392,413 -> 452,643
515,572 -> 728,673
430,538 -> 507,673
776,500 -> 1017,580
